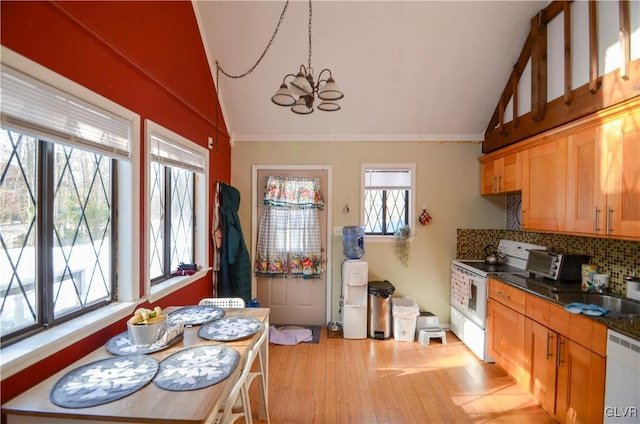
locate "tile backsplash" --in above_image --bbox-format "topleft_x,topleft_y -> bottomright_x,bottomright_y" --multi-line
457,229 -> 640,295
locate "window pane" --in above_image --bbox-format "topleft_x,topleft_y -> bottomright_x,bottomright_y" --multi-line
170,168 -> 193,271
149,162 -> 164,279
52,145 -> 111,318
0,129 -> 38,336
364,189 -> 408,235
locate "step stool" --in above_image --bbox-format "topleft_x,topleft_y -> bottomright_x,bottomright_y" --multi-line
418,327 -> 447,345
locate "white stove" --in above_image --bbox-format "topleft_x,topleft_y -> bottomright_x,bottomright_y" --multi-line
450,239 -> 546,362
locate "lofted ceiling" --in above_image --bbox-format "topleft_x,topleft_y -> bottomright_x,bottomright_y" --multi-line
193,0 -> 547,144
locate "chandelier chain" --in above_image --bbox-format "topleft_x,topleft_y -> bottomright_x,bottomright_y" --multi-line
216,0 -> 290,80
308,0 -> 313,73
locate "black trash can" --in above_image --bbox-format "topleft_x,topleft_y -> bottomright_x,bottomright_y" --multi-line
367,280 -> 395,339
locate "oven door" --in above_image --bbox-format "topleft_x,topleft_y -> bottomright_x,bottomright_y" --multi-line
450,264 -> 488,329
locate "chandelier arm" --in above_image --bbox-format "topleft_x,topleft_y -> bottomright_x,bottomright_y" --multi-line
316,69 -> 333,86
216,0 -> 290,80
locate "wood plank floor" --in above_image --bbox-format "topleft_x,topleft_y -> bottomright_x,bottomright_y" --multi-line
246,329 -> 555,424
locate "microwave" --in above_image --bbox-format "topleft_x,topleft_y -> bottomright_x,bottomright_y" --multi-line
526,250 -> 590,281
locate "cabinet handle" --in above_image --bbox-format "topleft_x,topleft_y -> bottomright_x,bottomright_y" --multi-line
607,206 -> 613,235
556,338 -> 564,367
492,176 -> 497,192
498,176 -> 502,192
546,332 -> 553,360
497,291 -> 511,299
594,207 -> 601,233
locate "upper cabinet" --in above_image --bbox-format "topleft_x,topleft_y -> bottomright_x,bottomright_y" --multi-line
605,110 -> 640,238
480,153 -> 521,195
521,137 -> 567,232
566,111 -> 640,239
480,98 -> 639,240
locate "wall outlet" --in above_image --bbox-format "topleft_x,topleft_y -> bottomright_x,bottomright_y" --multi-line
208,136 -> 213,150
333,226 -> 343,237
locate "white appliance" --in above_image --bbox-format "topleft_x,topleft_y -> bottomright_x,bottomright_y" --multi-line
450,239 -> 546,362
342,260 -> 368,339
604,330 -> 640,423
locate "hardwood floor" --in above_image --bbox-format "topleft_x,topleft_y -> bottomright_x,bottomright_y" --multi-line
245,329 -> 555,424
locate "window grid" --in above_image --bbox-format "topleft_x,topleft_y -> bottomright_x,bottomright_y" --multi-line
1,128 -> 114,343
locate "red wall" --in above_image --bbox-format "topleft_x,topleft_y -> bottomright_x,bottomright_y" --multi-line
0,0 -> 230,403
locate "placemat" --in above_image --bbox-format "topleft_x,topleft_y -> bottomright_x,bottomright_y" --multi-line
198,316 -> 263,341
105,322 -> 183,356
152,345 -> 240,391
168,305 -> 225,325
50,355 -> 158,408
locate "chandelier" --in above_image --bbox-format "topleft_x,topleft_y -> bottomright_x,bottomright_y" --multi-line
270,0 -> 343,114
215,0 -> 342,125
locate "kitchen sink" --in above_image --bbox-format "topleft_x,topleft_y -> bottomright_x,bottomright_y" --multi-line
555,293 -> 640,316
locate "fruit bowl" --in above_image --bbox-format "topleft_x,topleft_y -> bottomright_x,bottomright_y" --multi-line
127,319 -> 167,345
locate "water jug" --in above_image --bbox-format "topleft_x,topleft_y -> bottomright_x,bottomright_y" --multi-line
343,226 -> 365,259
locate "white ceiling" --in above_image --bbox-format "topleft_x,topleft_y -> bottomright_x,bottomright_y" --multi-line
193,0 -> 547,144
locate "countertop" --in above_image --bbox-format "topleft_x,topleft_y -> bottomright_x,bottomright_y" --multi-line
492,274 -> 640,341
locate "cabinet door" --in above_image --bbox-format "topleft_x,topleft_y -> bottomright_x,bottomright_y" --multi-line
556,338 -> 606,424
487,299 -> 526,387
525,318 -> 557,415
566,126 -> 606,235
605,112 -> 640,238
502,152 -> 521,193
522,138 -> 567,231
481,159 -> 501,194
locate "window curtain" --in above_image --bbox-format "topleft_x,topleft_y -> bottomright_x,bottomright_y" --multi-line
255,176 -> 323,279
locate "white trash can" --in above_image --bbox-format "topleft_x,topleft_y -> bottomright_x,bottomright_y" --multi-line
392,297 -> 419,342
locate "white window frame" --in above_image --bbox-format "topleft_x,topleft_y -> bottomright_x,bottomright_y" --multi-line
0,47 -> 141,378
361,163 -> 416,241
144,120 -> 209,303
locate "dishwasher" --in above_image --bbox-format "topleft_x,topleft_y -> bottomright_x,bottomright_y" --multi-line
604,329 -> 640,423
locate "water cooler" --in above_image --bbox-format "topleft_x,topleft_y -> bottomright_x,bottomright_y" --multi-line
342,226 -> 367,339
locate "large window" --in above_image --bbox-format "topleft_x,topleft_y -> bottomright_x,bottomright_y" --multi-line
0,64 -> 135,343
362,164 -> 416,237
146,122 -> 207,285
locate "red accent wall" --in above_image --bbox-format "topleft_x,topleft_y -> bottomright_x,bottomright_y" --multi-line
1,0 -> 230,403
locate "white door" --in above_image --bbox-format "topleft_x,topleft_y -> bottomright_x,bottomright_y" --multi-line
251,166 -> 331,326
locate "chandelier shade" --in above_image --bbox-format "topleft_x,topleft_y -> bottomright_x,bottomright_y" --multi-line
317,101 -> 340,111
291,96 -> 314,114
318,77 -> 344,101
271,83 -> 296,106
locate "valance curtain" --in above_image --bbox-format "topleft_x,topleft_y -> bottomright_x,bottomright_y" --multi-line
255,176 -> 323,279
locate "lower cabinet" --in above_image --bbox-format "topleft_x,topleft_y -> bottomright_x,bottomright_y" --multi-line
555,339 -> 606,424
487,299 -> 526,388
525,318 -> 557,415
489,279 -> 606,423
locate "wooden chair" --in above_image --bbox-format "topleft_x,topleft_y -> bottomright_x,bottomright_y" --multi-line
198,297 -> 246,308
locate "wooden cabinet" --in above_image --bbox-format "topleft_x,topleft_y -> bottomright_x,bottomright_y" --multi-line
603,111 -> 640,238
479,99 -> 639,239
566,126 -> 602,235
525,318 -> 557,415
555,338 -> 606,424
489,283 -> 607,423
521,137 -> 567,232
487,278 -> 527,389
481,153 -> 521,194
566,111 -> 640,239
487,298 -> 526,387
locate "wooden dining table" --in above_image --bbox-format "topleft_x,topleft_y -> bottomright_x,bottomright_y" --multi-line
2,307 -> 270,424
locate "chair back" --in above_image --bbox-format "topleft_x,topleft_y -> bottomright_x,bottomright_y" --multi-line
199,297 -> 246,308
